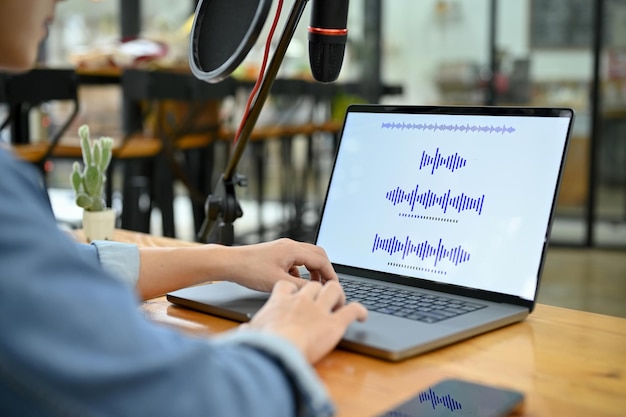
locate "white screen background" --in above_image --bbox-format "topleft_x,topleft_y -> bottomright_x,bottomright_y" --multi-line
316,111 -> 571,300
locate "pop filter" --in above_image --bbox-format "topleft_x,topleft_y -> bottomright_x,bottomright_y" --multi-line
191,0 -> 312,244
189,0 -> 273,83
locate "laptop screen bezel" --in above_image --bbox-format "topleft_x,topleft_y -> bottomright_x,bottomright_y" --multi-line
314,104 -> 575,312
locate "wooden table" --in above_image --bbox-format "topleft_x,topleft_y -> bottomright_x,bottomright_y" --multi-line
103,230 -> 626,417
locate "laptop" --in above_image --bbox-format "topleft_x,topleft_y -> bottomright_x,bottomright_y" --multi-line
167,104 -> 574,361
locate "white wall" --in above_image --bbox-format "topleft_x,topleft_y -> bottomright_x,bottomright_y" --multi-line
376,0 -> 593,104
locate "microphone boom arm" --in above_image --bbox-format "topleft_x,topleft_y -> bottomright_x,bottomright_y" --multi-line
198,0 -> 311,244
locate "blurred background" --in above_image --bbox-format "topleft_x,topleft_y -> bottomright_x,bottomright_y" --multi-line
23,0 -> 625,248
1,0 -> 625,316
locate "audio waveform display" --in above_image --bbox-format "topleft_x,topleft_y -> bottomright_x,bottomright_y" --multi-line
419,148 -> 467,174
372,234 -> 471,266
418,387 -> 463,411
381,121 -> 516,135
386,184 -> 485,215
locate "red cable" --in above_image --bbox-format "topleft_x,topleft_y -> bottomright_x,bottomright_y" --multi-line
233,0 -> 284,145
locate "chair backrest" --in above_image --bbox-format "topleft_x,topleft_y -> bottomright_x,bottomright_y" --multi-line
121,69 -> 235,138
0,68 -> 80,168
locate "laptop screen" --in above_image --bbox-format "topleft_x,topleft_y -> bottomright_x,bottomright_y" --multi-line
315,105 -> 573,301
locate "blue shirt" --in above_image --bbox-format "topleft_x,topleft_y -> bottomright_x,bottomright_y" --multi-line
0,148 -> 335,417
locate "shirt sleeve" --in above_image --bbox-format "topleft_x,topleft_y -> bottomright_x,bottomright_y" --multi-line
0,149 -> 335,417
91,240 -> 140,287
72,240 -> 140,288
215,330 -> 335,417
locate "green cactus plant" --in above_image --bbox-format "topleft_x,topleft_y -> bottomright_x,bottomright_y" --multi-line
69,124 -> 114,212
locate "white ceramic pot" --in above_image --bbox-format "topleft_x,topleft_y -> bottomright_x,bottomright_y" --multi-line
82,208 -> 116,242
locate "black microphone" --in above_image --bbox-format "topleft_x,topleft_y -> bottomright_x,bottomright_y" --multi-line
308,0 -> 349,83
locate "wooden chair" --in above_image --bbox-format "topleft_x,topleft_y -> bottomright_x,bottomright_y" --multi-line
119,69 -> 235,237
0,69 -> 166,233
217,79 -> 343,241
0,68 -> 80,186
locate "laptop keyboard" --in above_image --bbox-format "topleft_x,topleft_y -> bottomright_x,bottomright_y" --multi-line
341,279 -> 487,324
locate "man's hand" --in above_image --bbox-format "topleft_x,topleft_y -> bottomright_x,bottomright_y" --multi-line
245,280 -> 368,364
223,238 -> 339,292
136,238 -> 338,300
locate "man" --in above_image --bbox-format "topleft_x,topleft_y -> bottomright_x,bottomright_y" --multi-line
0,1 -> 367,416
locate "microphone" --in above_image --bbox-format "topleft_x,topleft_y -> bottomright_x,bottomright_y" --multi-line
308,0 -> 349,83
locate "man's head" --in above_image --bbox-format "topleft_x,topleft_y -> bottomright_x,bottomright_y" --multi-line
0,0 -> 60,71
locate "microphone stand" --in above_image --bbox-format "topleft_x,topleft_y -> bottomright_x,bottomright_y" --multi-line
197,0 -> 311,244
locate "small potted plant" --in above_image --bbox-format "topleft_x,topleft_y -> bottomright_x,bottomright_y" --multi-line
70,124 -> 116,241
